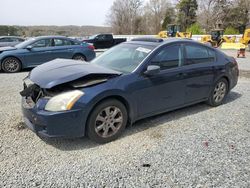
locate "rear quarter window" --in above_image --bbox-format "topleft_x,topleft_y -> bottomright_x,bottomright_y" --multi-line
185,44 -> 216,65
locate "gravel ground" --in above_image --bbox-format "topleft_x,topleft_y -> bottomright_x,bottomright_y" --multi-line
0,57 -> 250,187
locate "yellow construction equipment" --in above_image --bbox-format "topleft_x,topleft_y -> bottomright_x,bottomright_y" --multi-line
201,29 -> 225,47
201,29 -> 240,49
239,28 -> 250,50
157,24 -> 192,39
221,42 -> 246,50
221,28 -> 250,50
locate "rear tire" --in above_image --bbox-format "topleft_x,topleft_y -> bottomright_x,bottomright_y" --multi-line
72,54 -> 86,61
207,78 -> 228,107
87,99 -> 128,144
2,57 -> 21,73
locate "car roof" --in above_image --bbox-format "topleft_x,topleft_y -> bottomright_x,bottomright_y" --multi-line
32,36 -> 73,40
126,37 -> 199,47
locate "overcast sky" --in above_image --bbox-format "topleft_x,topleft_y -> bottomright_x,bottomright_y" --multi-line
0,0 -> 116,26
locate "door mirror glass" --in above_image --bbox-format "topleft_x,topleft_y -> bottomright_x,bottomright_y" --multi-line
144,65 -> 160,76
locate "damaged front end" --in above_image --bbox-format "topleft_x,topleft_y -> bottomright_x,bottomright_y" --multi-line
20,73 -> 119,107
20,73 -> 120,138
20,59 -> 122,138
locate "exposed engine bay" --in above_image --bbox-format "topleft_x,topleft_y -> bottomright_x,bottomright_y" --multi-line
20,74 -> 118,103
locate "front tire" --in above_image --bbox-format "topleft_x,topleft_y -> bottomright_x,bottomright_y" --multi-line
207,78 -> 228,107
87,99 -> 128,143
2,57 -> 21,73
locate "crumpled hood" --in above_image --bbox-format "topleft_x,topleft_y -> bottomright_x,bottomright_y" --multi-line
0,46 -> 17,52
29,58 -> 121,89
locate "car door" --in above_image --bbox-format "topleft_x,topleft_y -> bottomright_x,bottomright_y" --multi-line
182,43 -> 216,104
50,38 -> 74,59
23,39 -> 54,66
132,44 -> 186,117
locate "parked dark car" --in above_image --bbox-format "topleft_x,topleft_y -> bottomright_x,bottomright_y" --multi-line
0,36 -> 25,47
0,36 -> 96,73
84,34 -> 126,49
21,38 -> 239,143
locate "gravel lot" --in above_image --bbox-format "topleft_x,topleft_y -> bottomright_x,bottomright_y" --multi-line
0,56 -> 250,187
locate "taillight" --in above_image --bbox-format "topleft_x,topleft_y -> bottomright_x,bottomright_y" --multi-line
88,45 -> 95,51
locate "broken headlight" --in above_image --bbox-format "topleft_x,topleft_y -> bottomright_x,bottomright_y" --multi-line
45,90 -> 84,112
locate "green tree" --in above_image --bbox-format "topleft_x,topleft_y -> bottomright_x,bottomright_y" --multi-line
224,26 -> 240,35
177,0 -> 198,31
223,0 -> 249,31
0,26 -> 19,36
187,23 -> 204,34
162,7 -> 175,30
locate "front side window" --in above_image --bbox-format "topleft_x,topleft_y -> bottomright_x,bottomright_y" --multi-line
150,45 -> 182,70
185,45 -> 215,65
31,39 -> 52,48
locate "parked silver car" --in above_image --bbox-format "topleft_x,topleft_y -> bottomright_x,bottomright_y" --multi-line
0,36 -> 25,47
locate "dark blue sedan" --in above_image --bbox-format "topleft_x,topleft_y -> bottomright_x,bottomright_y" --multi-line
0,36 -> 96,73
21,38 -> 239,143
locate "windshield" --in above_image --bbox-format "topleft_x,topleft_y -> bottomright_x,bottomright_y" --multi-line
15,38 -> 35,48
92,43 -> 154,73
88,35 -> 98,40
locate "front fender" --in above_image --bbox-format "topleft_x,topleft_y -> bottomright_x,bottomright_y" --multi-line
81,89 -> 137,126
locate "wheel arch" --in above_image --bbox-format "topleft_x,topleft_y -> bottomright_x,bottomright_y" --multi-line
221,75 -> 230,90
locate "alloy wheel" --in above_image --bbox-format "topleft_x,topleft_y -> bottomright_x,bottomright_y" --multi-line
213,81 -> 227,103
3,58 -> 20,73
94,106 -> 123,138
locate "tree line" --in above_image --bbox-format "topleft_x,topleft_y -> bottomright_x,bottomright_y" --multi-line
107,0 -> 250,35
0,25 -> 112,37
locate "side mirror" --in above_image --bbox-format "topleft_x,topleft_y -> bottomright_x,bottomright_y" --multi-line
144,65 -> 160,76
26,45 -> 33,50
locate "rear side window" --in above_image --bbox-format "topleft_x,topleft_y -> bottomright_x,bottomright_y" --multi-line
105,35 -> 113,40
54,39 -> 72,46
71,40 -> 80,45
151,45 -> 182,70
185,44 -> 216,65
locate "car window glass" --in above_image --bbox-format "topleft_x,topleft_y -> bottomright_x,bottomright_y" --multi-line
98,35 -> 105,40
32,39 -> 52,48
185,45 -> 215,65
0,38 -> 11,42
18,38 -> 25,42
54,39 -> 64,46
72,40 -> 80,45
151,45 -> 182,70
105,35 -> 112,40
63,40 -> 72,46
54,39 -> 72,46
